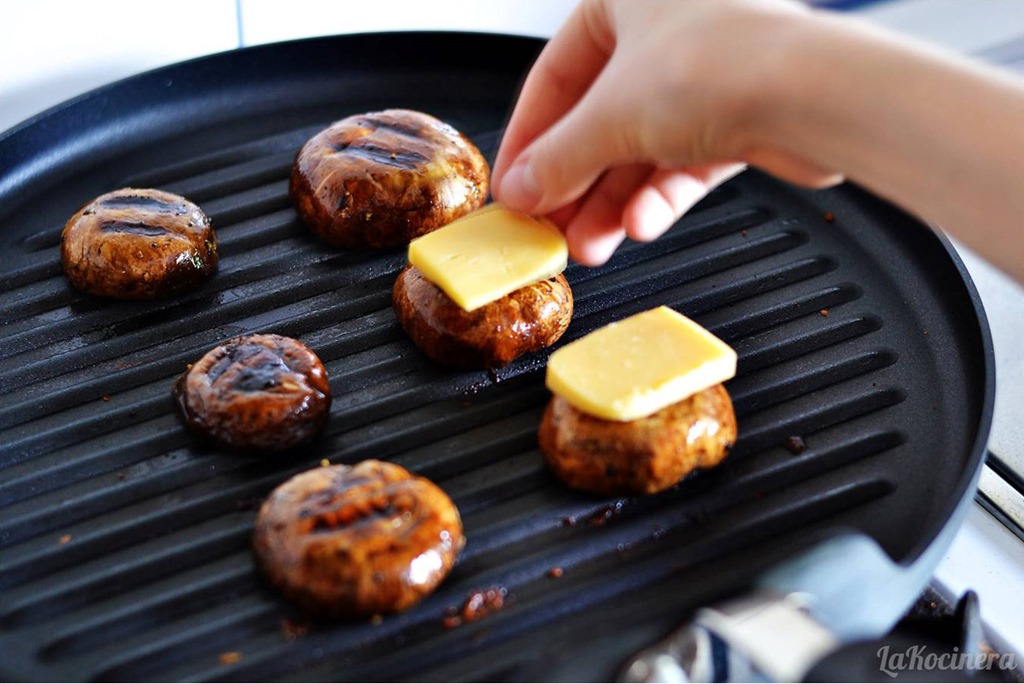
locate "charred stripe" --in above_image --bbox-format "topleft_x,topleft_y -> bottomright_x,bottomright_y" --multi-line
98,194 -> 185,213
343,143 -> 429,170
98,220 -> 170,237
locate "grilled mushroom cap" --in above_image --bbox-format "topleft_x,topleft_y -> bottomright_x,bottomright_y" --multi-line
392,265 -> 574,369
174,334 -> 331,453
253,460 -> 465,616
539,384 -> 737,496
290,109 -> 489,249
61,188 -> 217,299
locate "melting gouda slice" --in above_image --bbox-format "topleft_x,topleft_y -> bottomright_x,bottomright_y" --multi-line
408,204 -> 568,312
546,306 -> 737,421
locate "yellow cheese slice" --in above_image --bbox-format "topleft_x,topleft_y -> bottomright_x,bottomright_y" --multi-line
408,203 -> 568,312
546,306 -> 737,421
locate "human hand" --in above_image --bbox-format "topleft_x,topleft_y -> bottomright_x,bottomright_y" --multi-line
492,0 -> 843,265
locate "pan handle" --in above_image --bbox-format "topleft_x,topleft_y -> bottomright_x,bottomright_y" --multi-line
620,531 -> 946,682
620,590 -> 838,682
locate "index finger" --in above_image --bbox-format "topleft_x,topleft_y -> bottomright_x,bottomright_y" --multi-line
492,0 -> 615,188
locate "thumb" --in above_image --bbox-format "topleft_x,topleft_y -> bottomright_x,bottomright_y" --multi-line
494,66 -> 639,215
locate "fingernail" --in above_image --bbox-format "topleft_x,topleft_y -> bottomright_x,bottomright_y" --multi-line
588,229 -> 626,265
569,227 -> 625,267
628,175 -> 706,242
498,157 -> 542,212
632,187 -> 681,242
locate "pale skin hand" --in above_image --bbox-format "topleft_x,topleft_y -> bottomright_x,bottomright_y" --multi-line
491,0 -> 1024,282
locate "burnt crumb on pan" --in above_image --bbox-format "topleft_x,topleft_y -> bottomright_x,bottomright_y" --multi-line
442,586 -> 509,628
393,266 -> 573,370
290,109 -> 489,249
819,308 -> 829,317
590,500 -> 628,527
218,652 -> 243,666
784,435 -> 807,455
101,394 -> 111,402
548,566 -> 564,579
253,460 -> 464,617
61,187 -> 217,300
174,334 -> 331,453
462,587 -> 508,622
823,211 -> 835,222
58,534 -> 73,545
280,617 -> 310,641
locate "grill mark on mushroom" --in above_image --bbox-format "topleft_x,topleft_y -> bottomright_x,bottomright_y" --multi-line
98,194 -> 184,212
308,501 -> 401,533
232,359 -> 289,392
99,220 -> 170,237
343,143 -> 429,170
359,115 -> 425,138
205,343 -> 267,384
206,344 -> 299,393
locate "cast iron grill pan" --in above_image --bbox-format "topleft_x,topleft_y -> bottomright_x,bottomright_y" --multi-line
0,33 -> 990,681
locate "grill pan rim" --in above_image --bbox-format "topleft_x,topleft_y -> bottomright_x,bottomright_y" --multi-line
0,30 -> 542,145
782,182 -> 995,566
899,220 -> 993,563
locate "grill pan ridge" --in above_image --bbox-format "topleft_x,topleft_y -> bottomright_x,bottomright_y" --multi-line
0,33 -> 991,682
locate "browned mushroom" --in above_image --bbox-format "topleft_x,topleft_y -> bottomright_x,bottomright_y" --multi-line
174,334 -> 331,453
392,265 -> 573,369
538,384 -> 736,496
290,109 -> 489,249
253,460 -> 465,617
61,188 -> 217,299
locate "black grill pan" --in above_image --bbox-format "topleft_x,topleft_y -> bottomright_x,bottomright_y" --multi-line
0,33 -> 993,682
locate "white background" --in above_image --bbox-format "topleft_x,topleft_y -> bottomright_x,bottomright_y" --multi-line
0,0 -> 576,133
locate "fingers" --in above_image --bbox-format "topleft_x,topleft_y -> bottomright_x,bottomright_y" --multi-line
624,162 -> 746,242
492,0 -> 614,188
496,58 -> 642,216
545,199 -> 584,233
559,162 -> 746,267
563,163 -> 654,265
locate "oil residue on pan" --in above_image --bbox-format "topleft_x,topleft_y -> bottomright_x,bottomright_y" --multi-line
0,33 -> 989,682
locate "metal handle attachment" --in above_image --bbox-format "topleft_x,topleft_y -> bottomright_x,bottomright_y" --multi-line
620,592 -> 838,683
